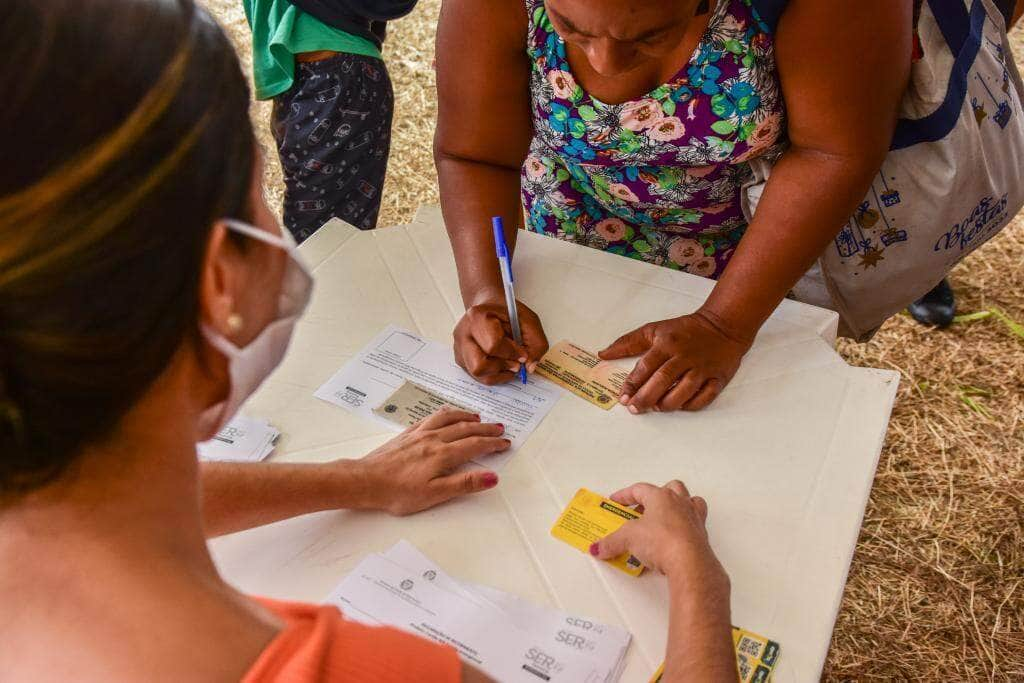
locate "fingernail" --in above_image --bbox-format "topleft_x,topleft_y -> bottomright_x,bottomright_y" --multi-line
518,356 -> 528,363
497,423 -> 505,433
481,472 -> 499,488
628,405 -> 639,415
619,394 -> 630,405
589,542 -> 600,557
503,438 -> 512,446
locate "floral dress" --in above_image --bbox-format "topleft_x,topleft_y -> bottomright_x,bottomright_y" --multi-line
521,0 -> 786,278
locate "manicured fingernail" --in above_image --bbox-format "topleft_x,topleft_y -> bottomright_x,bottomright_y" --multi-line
589,542 -> 600,556
628,405 -> 639,415
497,423 -> 505,433
481,472 -> 499,488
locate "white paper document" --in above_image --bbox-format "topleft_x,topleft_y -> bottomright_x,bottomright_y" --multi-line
314,326 -> 560,468
327,542 -> 631,683
197,415 -> 279,463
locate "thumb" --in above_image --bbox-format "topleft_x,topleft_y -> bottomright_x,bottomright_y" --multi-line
590,524 -> 633,560
599,325 -> 651,360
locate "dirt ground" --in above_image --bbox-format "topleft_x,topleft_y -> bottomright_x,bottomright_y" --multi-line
202,1 -> 1024,679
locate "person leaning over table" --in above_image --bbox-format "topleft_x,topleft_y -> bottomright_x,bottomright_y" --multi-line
436,0 -> 964,411
0,2 -> 735,681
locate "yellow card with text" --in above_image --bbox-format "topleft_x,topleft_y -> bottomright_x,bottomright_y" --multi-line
550,488 -> 645,576
536,341 -> 629,410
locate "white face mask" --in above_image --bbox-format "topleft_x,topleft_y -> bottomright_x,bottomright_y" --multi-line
197,219 -> 313,439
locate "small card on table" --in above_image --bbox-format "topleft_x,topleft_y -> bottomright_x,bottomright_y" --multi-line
373,380 -> 472,428
649,627 -> 781,682
550,488 -> 645,576
536,341 -> 629,410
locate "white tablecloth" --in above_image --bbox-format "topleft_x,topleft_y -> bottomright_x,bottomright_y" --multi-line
211,206 -> 899,682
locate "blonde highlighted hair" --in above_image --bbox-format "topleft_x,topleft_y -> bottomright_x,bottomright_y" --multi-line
0,0 -> 254,493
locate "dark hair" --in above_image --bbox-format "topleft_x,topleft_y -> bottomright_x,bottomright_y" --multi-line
0,0 -> 255,494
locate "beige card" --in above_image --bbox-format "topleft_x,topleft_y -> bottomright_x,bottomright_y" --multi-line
373,381 -> 472,428
536,341 -> 629,410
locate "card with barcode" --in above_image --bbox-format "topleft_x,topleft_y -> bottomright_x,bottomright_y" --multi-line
649,627 -> 780,682
550,488 -> 645,576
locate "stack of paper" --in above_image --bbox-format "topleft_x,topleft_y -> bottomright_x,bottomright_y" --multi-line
328,541 -> 632,682
197,415 -> 280,463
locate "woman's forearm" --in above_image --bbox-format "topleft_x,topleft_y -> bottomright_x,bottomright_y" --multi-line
199,461 -> 371,538
662,573 -> 736,682
698,145 -> 883,341
436,154 -> 525,307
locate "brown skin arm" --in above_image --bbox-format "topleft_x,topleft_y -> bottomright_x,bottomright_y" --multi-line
435,0 -> 530,307
601,0 -> 913,413
435,0 -> 550,386
1015,0 -> 1024,27
703,0 -> 913,335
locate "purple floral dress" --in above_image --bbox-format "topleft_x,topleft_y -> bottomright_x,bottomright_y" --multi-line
521,0 -> 786,278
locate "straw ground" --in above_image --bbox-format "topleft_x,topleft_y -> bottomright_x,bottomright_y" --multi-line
203,1 -> 1024,679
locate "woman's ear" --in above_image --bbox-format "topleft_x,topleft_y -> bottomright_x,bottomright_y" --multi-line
199,221 -> 245,339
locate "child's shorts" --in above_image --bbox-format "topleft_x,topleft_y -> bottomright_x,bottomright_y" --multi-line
272,53 -> 393,242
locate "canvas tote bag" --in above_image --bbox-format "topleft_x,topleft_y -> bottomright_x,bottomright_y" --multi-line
744,0 -> 1024,339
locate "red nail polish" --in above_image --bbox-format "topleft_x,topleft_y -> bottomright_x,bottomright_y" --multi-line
481,472 -> 499,488
589,543 -> 600,557
498,423 -> 505,432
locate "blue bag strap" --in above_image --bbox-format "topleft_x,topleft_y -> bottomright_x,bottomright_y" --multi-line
750,0 -> 788,32
891,0 -> 988,150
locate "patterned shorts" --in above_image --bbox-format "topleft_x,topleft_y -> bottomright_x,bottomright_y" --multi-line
272,53 -> 393,242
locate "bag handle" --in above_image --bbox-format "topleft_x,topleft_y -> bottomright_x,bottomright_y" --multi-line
750,0 -> 788,32
891,0 -> 989,150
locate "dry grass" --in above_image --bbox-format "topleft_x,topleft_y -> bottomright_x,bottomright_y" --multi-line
201,1 -> 1023,679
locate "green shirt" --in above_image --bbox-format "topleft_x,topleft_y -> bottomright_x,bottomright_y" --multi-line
243,0 -> 382,100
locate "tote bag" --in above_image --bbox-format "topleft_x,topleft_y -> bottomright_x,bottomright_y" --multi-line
744,0 -> 1024,339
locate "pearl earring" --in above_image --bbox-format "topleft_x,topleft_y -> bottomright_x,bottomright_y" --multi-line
227,313 -> 244,333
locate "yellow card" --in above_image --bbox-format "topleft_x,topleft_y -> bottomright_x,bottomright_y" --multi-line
372,381 -> 471,428
536,341 -> 629,410
648,628 -> 781,682
550,488 -> 645,576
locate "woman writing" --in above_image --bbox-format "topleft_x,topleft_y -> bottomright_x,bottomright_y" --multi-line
436,0 -> 913,411
0,1 -> 734,680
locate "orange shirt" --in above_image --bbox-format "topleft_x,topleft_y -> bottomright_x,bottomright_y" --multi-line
243,597 -> 462,682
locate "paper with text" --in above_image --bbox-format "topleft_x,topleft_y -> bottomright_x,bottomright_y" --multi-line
327,552 -> 613,683
314,326 -> 560,468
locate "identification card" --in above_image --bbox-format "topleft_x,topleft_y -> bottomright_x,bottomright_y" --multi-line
536,341 -> 629,410
649,627 -> 781,682
550,488 -> 645,576
372,380 -> 472,428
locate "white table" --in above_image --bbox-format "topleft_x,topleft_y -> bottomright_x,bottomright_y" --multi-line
211,206 -> 898,682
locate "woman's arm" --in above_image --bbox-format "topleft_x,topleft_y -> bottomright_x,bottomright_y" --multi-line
703,0 -> 913,338
434,0 -> 549,385
592,482 -> 735,682
200,411 -> 509,537
601,0 -> 913,413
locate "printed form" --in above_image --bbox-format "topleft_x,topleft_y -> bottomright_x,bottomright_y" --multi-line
314,326 -> 560,468
328,542 -> 630,683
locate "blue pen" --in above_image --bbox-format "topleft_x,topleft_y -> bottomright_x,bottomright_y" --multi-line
492,216 -> 529,384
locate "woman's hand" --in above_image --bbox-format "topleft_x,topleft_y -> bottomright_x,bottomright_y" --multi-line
454,294 -> 549,385
589,481 -> 729,591
599,311 -> 752,413
592,481 -> 734,682
353,409 -> 510,515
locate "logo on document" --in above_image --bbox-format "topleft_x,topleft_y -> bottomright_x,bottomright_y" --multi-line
384,404 -> 398,413
400,579 -> 414,591
422,570 -> 437,581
